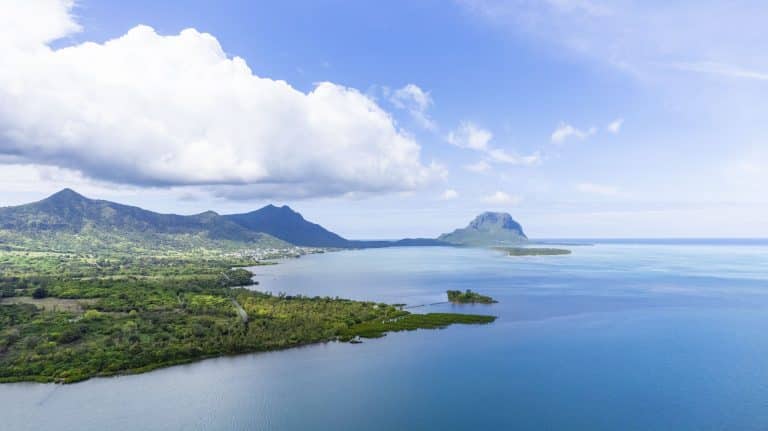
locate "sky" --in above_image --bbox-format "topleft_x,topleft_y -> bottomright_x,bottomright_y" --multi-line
0,0 -> 766,238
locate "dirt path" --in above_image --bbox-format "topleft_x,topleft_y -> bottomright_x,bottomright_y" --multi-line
231,298 -> 248,324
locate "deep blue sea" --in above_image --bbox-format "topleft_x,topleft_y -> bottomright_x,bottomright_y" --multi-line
3,240 -> 768,430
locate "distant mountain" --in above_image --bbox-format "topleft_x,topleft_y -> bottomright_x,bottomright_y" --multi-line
224,205 -> 448,248
224,205 -> 350,248
0,189 -> 288,251
438,212 -> 527,246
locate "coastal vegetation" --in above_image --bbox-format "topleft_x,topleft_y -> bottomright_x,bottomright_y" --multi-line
447,289 -> 497,304
340,312 -> 495,340
0,248 -> 496,384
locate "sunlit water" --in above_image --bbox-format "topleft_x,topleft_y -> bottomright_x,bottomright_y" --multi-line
3,240 -> 768,430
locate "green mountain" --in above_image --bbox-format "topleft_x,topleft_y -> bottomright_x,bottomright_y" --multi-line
0,189 -> 461,252
438,212 -> 527,246
0,189 -> 288,252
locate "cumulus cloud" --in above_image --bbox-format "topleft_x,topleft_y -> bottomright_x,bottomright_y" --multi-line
576,182 -> 619,196
482,191 -> 521,205
447,122 -> 493,151
448,122 -> 539,168
389,84 -> 436,130
607,118 -> 623,134
551,122 -> 596,143
0,0 -> 441,199
440,189 -> 459,200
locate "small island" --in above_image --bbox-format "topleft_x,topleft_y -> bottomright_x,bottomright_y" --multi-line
447,289 -> 498,304
496,247 -> 572,256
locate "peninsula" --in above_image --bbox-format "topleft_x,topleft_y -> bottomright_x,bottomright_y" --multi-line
0,190 -> 497,384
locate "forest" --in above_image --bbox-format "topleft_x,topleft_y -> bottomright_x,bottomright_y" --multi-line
0,249 -> 495,383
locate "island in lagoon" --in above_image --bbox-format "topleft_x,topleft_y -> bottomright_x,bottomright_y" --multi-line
447,289 -> 498,304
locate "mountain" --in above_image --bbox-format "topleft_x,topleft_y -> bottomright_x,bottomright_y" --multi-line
0,189 -> 288,251
224,205 -> 350,248
0,189 -> 470,252
224,206 -> 449,248
438,212 -> 527,246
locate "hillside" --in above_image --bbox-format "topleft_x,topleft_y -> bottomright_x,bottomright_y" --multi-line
0,189 -> 288,252
0,189 -> 459,252
224,205 -> 351,248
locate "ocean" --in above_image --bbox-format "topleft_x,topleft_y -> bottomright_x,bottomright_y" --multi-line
3,240 -> 768,430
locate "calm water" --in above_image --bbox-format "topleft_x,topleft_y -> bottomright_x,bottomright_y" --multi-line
3,240 -> 768,430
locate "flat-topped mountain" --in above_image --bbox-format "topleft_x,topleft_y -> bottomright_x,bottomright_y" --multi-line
438,212 -> 527,246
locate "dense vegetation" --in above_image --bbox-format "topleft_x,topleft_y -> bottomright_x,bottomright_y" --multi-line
497,247 -> 572,256
340,313 -> 495,339
447,289 -> 498,304
0,249 -> 496,383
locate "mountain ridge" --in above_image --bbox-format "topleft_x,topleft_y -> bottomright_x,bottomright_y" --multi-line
0,189 -> 288,251
0,189 -> 529,251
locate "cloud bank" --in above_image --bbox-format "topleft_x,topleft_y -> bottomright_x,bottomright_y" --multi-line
0,0 -> 441,199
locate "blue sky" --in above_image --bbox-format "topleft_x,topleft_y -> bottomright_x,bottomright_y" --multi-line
1,0 -> 766,238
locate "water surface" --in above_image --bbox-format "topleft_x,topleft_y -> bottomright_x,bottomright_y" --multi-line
3,241 -> 768,430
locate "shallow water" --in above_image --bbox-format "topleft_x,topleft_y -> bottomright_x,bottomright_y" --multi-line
3,241 -> 768,430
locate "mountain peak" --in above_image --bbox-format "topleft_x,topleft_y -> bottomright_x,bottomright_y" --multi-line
438,211 -> 527,246
263,203 -> 295,211
47,188 -> 88,202
225,204 -> 348,247
194,210 -> 220,220
468,212 -> 520,231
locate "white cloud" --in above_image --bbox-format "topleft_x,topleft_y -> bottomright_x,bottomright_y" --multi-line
576,182 -> 619,196
606,118 -> 623,134
551,122 -> 596,143
440,189 -> 459,200
465,160 -> 492,173
389,84 -> 436,130
482,191 -> 521,205
448,122 -> 539,168
0,0 -> 81,49
487,149 -> 541,165
0,1 -> 442,199
447,122 -> 492,151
